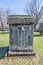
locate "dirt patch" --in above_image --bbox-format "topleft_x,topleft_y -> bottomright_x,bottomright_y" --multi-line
33,54 -> 41,62
0,55 -> 41,65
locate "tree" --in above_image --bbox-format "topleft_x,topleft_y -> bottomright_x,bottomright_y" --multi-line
0,7 -> 16,33
0,8 -> 4,33
24,0 -> 42,30
0,8 -> 10,33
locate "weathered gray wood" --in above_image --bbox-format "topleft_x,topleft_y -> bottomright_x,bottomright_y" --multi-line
9,25 -> 34,51
8,15 -> 34,52
7,15 -> 34,24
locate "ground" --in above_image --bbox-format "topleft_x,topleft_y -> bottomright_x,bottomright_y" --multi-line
0,32 -> 43,65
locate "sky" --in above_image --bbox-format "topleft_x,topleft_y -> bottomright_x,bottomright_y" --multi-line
0,0 -> 26,15
0,0 -> 43,15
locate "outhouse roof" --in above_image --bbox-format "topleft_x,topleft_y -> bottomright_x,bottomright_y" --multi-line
7,15 -> 34,25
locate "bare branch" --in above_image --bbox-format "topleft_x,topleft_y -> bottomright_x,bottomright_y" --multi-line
24,0 -> 42,30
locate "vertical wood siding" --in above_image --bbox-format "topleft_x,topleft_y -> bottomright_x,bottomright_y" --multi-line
9,25 -> 34,51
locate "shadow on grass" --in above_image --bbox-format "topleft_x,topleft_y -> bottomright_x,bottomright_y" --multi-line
0,32 -> 9,34
34,34 -> 43,37
0,46 -> 9,60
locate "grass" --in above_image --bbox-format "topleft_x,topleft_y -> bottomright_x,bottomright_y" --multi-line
0,33 -> 9,47
0,32 -> 43,65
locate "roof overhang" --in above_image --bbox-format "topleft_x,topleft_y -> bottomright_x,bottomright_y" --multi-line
7,15 -> 34,25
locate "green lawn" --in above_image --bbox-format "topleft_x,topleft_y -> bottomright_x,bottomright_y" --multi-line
0,33 -> 9,47
0,32 -> 43,65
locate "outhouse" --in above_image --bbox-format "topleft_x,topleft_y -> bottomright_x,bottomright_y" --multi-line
8,15 -> 34,54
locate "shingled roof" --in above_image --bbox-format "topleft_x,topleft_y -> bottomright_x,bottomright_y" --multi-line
7,15 -> 34,25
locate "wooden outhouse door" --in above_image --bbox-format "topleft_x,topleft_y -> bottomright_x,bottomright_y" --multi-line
10,25 -> 33,51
